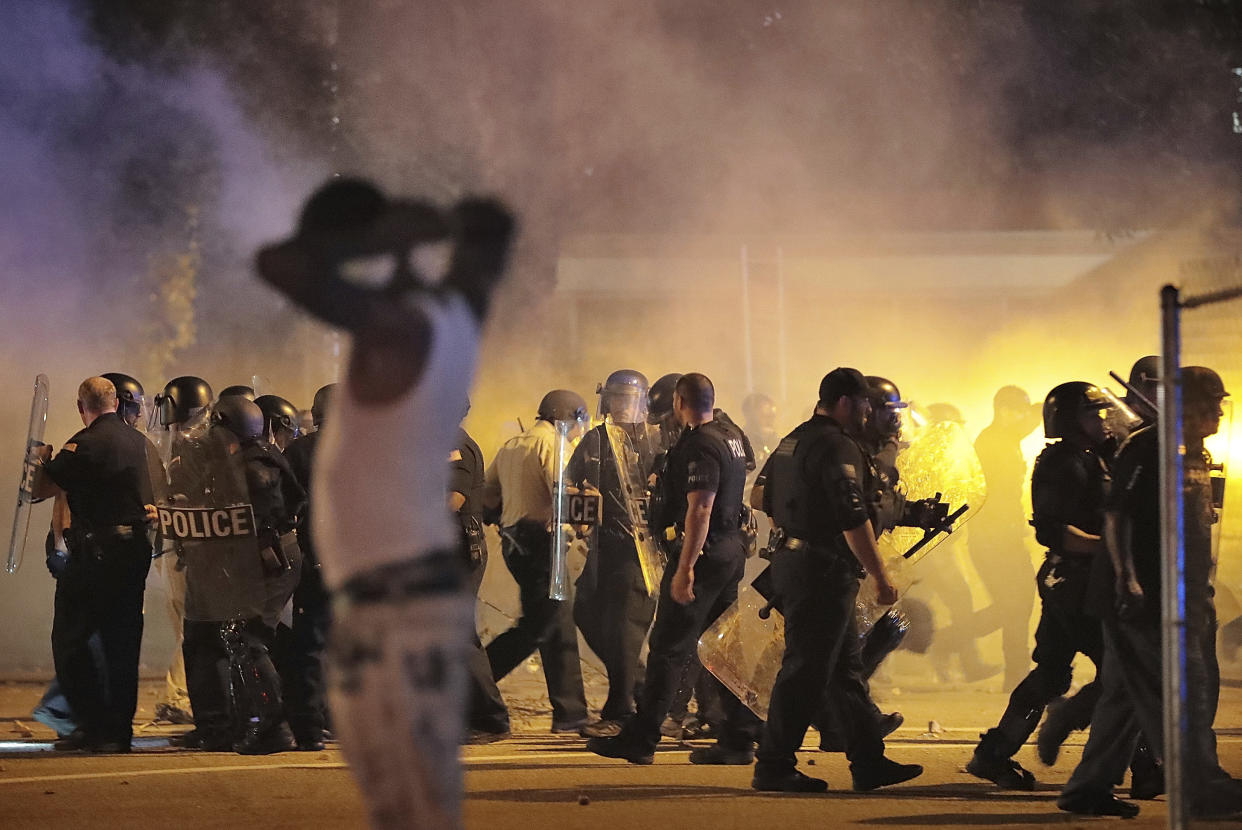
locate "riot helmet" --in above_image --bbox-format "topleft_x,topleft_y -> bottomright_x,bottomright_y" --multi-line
311,383 -> 337,427
1126,355 -> 1159,410
865,376 -> 907,439
218,385 -> 256,401
1183,366 -> 1229,440
254,394 -> 300,449
155,376 -> 213,427
537,389 -> 588,424
647,373 -> 682,425
211,395 -> 265,442
101,372 -> 145,426
597,369 -> 649,424
1042,382 -> 1110,441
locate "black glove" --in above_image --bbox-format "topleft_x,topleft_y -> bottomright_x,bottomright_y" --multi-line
46,548 -> 70,579
902,496 -> 949,530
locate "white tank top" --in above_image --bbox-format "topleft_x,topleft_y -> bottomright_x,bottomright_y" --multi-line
312,290 -> 479,590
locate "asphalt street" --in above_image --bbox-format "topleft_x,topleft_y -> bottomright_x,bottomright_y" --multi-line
5,679 -> 1242,828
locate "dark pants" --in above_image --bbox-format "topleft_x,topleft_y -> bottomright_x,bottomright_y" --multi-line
1063,598 -> 1227,811
485,521 -> 588,726
985,557 -> 1102,756
185,617 -> 283,742
274,555 -> 333,742
756,547 -> 882,775
51,536 -> 151,744
624,533 -> 758,753
466,546 -> 509,733
574,535 -> 656,721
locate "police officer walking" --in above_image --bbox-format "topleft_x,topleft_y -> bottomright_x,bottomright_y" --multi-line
482,390 -> 592,733
752,368 -> 920,792
587,373 -> 757,764
31,377 -> 156,753
967,382 -> 1111,789
1058,367 -> 1242,818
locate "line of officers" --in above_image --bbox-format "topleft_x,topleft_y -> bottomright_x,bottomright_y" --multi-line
477,358 -> 1242,817
27,358 -> 1242,816
29,373 -> 335,754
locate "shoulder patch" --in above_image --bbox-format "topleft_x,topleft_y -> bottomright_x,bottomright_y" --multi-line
62,442 -> 77,452
448,449 -> 463,462
841,463 -> 856,480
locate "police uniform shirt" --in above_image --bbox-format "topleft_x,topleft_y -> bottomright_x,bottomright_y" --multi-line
1095,425 -> 1216,619
769,414 -> 871,551
664,419 -> 748,537
449,428 -> 486,523
242,440 -> 306,539
284,430 -> 320,557
484,419 -> 560,527
43,411 -> 153,529
1030,441 -> 1109,553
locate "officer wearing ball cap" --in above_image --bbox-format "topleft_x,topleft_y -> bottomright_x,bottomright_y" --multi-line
746,368 -> 920,793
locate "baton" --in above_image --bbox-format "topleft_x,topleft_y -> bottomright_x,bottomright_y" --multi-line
902,503 -> 969,560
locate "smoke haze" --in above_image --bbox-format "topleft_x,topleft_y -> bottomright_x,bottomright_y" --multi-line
1,0 -> 1239,675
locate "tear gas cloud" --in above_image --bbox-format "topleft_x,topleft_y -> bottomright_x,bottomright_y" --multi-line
1,1 -> 1240,675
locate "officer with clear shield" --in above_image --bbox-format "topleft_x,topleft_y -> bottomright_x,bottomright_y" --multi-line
29,377 -> 157,753
587,373 -> 757,765
150,375 -> 213,725
173,395 -> 299,753
750,368 -> 920,793
566,369 -> 659,738
482,390 -> 593,733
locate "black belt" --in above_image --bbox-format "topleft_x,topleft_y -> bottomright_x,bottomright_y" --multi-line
337,548 -> 465,605
73,523 -> 145,541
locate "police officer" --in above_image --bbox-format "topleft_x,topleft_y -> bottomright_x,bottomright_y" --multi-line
150,375 -> 213,726
968,382 -> 1111,790
255,394 -> 301,451
218,385 -> 256,401
568,369 -> 658,737
1059,367 -> 1242,819
279,383 -> 335,750
752,368 -> 920,792
451,398 -> 510,741
179,395 -> 305,754
235,395 -> 307,753
587,372 -> 757,765
482,390 -> 592,733
647,373 -> 683,454
30,377 -> 156,752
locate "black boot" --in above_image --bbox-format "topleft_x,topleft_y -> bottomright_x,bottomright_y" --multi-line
966,730 -> 1035,790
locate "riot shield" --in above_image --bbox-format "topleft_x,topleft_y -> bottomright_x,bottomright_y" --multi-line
160,417 -> 265,623
7,374 -> 50,574
855,418 -> 987,636
550,415 -> 596,600
601,417 -> 663,596
698,419 -> 987,718
697,576 -> 785,720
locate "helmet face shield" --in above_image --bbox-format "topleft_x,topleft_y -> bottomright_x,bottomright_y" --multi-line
599,386 -> 648,424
